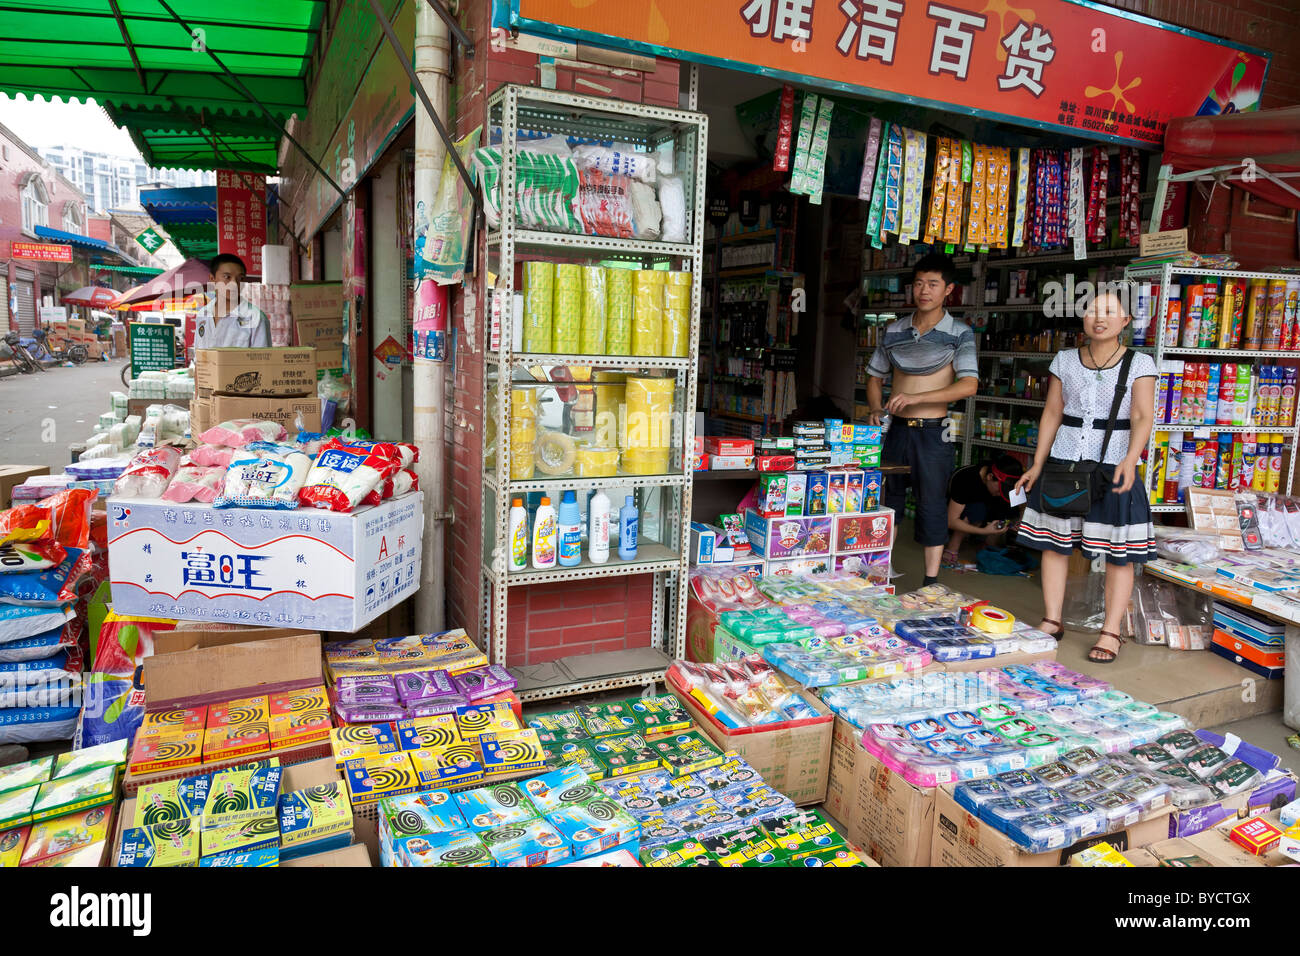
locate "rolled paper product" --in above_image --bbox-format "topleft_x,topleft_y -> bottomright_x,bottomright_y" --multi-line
575,444 -> 620,477
632,269 -> 665,356
624,375 -> 675,451
552,264 -> 582,353
508,388 -> 539,480
581,266 -> 608,355
606,268 -> 634,355
522,261 -> 554,353
534,429 -> 577,476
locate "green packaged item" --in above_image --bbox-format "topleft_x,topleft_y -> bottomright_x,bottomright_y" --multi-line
580,266 -> 607,354
522,260 -> 555,353
0,784 -> 38,831
789,93 -> 818,196
31,766 -> 118,823
605,268 -> 633,355
0,755 -> 53,795
650,730 -> 724,776
702,825 -> 789,867
763,809 -> 846,860
552,263 -> 583,353
53,740 -> 129,780
591,733 -> 660,777
641,839 -> 720,867
576,700 -> 644,738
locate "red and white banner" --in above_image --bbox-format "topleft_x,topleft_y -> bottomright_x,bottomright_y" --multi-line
12,241 -> 72,262
216,170 -> 267,279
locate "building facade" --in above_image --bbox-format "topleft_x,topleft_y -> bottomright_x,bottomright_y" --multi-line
39,144 -> 214,214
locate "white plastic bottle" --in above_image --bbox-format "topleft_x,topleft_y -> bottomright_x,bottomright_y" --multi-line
588,488 -> 611,564
508,497 -> 528,572
531,496 -> 557,570
618,494 -> 639,561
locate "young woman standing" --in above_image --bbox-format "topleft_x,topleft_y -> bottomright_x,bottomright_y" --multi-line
1014,290 -> 1158,663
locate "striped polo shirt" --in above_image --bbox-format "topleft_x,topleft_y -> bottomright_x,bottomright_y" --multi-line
866,312 -> 979,380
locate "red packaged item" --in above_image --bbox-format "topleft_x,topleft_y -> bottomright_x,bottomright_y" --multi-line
37,488 -> 96,550
0,540 -> 67,574
574,167 -> 635,238
757,455 -> 797,472
774,84 -> 795,172
298,438 -> 403,512
361,467 -> 420,508
0,505 -> 51,547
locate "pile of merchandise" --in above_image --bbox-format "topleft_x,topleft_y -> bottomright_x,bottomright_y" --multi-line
698,419 -> 884,473
0,488 -> 102,744
0,739 -> 125,866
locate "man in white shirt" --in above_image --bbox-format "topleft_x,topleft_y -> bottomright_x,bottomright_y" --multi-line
193,254 -> 270,348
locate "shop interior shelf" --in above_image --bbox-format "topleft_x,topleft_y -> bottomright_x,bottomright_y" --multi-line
693,468 -> 760,481
980,351 -> 1058,359
485,472 -> 691,495
718,265 -> 778,278
710,409 -> 765,423
973,395 -> 1046,407
510,647 -> 674,703
1152,424 -> 1297,436
1160,347 -> 1300,360
487,351 -> 693,370
487,229 -> 697,259
488,541 -> 681,587
862,245 -> 1138,278
969,437 -> 1037,454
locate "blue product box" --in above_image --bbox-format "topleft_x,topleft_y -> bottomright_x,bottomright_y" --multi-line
545,797 -> 640,857
454,783 -> 538,831
198,846 -> 280,867
521,764 -> 594,814
482,817 -> 571,867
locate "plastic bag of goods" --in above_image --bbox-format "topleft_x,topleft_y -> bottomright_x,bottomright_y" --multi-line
0,489 -> 96,549
0,540 -> 67,574
574,167 -> 636,239
0,605 -> 75,644
571,144 -> 658,183
92,609 -> 174,675
189,444 -> 235,468
198,418 -> 287,448
473,145 -> 582,233
162,464 -> 226,504
0,547 -> 89,607
73,671 -> 144,749
214,442 -> 313,509
362,467 -> 420,507
0,624 -> 76,663
0,653 -> 82,744
298,438 -> 404,512
112,446 -> 182,499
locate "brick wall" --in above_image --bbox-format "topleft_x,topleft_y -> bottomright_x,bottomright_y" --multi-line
1100,0 -> 1300,267
446,0 -> 680,664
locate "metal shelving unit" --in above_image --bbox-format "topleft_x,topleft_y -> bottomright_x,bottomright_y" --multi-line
1126,262 -> 1300,514
481,84 -> 707,700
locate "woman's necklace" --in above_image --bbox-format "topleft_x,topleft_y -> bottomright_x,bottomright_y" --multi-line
1087,340 -> 1123,382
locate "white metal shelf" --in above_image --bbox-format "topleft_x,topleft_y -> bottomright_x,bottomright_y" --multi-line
1152,423 -> 1297,436
487,542 -> 682,587
1160,347 -> 1300,360
973,395 -> 1046,408
486,229 -> 697,258
486,352 -> 693,370
1126,266 -> 1292,282
485,472 -> 691,496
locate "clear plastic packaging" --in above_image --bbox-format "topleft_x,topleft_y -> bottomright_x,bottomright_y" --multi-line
299,438 -> 403,512
954,779 -> 1007,814
981,797 -> 1037,832
1129,743 -> 1177,770
1183,744 -> 1232,780
1156,729 -> 1202,758
162,464 -> 225,504
1032,761 -> 1080,788
1205,759 -> 1264,796
214,442 -> 313,509
198,419 -> 287,448
112,446 -> 182,499
1088,790 -> 1143,830
189,444 -> 235,468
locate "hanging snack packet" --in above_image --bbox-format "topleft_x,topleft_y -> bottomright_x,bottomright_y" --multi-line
299,439 -> 403,513
0,540 -> 68,575
198,419 -> 288,448
113,446 -> 183,499
0,547 -> 86,607
214,442 -> 313,509
162,465 -> 226,504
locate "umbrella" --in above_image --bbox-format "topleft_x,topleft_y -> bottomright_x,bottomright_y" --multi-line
109,257 -> 212,310
123,292 -> 209,313
62,286 -> 119,308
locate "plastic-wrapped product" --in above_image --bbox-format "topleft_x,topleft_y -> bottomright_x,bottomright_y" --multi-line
362,467 -> 420,508
658,174 -> 687,243
162,465 -> 225,504
574,167 -> 635,239
112,446 -> 182,499
473,145 -> 582,233
1153,764 -> 1215,809
0,625 -> 75,663
629,181 -> 662,240
299,438 -> 402,512
214,442 -> 313,509
1205,759 -> 1264,796
197,419 -> 288,448
0,605 -> 75,644
78,443 -> 120,461
0,540 -> 67,574
0,489 -> 95,550
552,264 -> 582,353
0,547 -> 85,607
189,444 -> 235,468
1183,744 -> 1232,780
0,704 -> 81,744
571,144 -> 658,183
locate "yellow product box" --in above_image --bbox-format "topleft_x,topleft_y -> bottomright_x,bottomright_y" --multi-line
30,766 -> 118,823
269,686 -> 331,750
0,825 -> 29,867
278,782 -> 353,852
129,729 -> 203,775
201,760 -> 283,830
480,730 -> 546,777
331,723 -> 399,767
396,714 -> 462,751
456,702 -> 521,742
408,744 -> 485,789
117,818 -> 201,868
140,706 -> 207,736
1070,841 -> 1133,867
203,722 -> 271,762
133,773 -> 212,827
208,695 -> 270,728
343,753 -> 423,806
199,815 -> 280,859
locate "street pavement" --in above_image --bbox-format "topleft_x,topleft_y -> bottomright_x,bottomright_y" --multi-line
0,358 -> 129,471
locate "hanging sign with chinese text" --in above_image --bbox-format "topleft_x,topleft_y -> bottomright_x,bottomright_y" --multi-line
216,170 -> 268,279
506,0 -> 1269,148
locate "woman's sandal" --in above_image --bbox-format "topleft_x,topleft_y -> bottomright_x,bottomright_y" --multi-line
1039,618 -> 1064,642
1088,630 -> 1124,664
941,549 -> 961,569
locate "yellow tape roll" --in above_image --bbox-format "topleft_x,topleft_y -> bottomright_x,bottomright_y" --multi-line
969,606 -> 1015,634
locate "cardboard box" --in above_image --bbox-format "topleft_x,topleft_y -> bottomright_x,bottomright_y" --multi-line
113,757 -> 352,866
0,465 -> 49,509
670,682 -> 833,806
744,510 -> 833,559
1178,808 -> 1296,866
107,492 -> 424,632
295,316 -> 344,351
931,783 -> 1175,867
194,394 -> 322,435
824,717 -> 934,866
195,347 -> 316,397
704,437 -> 754,457
279,843 -> 372,867
833,510 -> 893,554
1165,770 -> 1296,839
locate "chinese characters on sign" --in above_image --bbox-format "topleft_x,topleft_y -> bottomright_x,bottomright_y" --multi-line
127,322 -> 176,379
216,169 -> 268,279
12,242 -> 72,262
515,0 -> 1268,147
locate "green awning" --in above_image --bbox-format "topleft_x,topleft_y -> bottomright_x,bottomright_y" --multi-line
91,264 -> 166,277
156,221 -> 218,260
0,1 -> 325,172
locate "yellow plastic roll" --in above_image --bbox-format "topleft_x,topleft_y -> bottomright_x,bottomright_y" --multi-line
662,270 -> 691,358
622,447 -> 671,475
522,261 -> 554,353
581,266 -> 608,355
606,268 -> 634,355
632,269 -> 665,356
593,371 -> 626,448
552,263 -> 582,353
575,444 -> 620,477
508,388 -> 539,480
969,606 -> 1015,634
624,375 -> 674,451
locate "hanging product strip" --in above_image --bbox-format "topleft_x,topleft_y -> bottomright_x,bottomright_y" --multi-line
1011,147 -> 1030,249
789,92 -> 818,196
899,128 -> 926,243
773,84 -> 795,173
864,121 -> 890,248
924,137 -> 950,245
858,117 -> 882,202
1086,145 -> 1109,244
944,140 -> 966,248
880,124 -> 904,240
806,97 -> 835,205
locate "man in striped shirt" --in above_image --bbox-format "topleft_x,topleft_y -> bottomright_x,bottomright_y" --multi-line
865,253 -> 979,585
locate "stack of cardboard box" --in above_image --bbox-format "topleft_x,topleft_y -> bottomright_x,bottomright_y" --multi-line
191,347 -> 321,437
290,283 -> 345,381
46,317 -> 104,359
